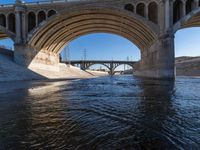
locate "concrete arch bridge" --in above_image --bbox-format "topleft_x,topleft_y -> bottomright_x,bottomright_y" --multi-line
0,0 -> 200,79
63,60 -> 136,76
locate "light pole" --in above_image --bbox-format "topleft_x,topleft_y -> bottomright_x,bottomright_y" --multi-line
83,48 -> 87,61
126,56 -> 129,70
66,45 -> 70,65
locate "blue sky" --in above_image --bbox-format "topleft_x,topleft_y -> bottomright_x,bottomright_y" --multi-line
0,0 -> 200,62
61,33 -> 140,61
0,0 -> 45,4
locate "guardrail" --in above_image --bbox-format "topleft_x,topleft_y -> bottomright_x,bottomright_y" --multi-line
0,0 -> 85,8
0,0 -> 94,7
0,0 -> 117,8
0,4 -> 14,8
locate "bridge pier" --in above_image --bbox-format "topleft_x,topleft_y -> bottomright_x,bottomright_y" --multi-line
134,35 -> 175,79
108,69 -> 115,76
13,44 -> 79,79
14,44 -> 35,67
14,44 -> 64,78
14,44 -> 60,67
108,62 -> 114,76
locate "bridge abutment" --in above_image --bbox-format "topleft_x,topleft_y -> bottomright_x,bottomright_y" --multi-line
14,44 -> 35,67
14,44 -> 70,78
14,44 -> 60,67
134,35 -> 175,79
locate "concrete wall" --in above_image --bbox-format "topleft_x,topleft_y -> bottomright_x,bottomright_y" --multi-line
13,44 -> 96,79
134,35 -> 175,79
14,44 -> 59,67
14,44 -> 64,78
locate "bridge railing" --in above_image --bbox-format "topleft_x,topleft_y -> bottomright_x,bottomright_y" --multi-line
0,4 -> 14,8
0,0 -> 109,7
0,1 -> 66,7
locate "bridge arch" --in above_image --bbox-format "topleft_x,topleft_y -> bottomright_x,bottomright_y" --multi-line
136,3 -> 146,18
8,13 -> 15,33
173,0 -> 184,24
0,26 -> 15,40
124,3 -> 134,12
85,62 -> 134,71
113,63 -> 134,71
0,14 -> 6,27
47,10 -> 57,18
186,0 -> 196,14
37,11 -> 46,25
28,11 -> 36,32
28,5 -> 159,56
27,9 -> 57,31
0,13 -> 16,41
148,2 -> 158,24
173,7 -> 200,33
73,61 -> 135,76
86,63 -> 111,71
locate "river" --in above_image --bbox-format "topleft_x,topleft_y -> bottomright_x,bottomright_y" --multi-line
0,76 -> 200,149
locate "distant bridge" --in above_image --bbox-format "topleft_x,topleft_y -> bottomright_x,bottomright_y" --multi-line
62,60 -> 136,76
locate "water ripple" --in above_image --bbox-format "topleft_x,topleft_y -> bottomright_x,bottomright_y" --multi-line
0,76 -> 200,149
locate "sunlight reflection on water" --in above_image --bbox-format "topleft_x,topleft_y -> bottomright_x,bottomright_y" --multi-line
0,76 -> 199,149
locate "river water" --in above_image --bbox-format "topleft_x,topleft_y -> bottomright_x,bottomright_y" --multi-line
0,76 -> 200,149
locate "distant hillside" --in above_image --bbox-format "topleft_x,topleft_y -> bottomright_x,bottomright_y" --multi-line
176,56 -> 200,76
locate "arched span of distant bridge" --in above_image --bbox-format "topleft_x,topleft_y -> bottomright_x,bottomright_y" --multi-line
62,60 -> 136,76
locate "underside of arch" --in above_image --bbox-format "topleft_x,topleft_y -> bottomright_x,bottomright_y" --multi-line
0,26 -> 15,41
174,9 -> 200,32
113,64 -> 134,70
0,31 -> 8,39
29,6 -> 158,54
182,11 -> 200,28
87,63 -> 110,70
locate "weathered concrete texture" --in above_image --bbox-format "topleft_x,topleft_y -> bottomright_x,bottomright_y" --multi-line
0,53 -> 45,82
134,36 -> 175,79
14,45 -> 96,79
14,44 -> 59,67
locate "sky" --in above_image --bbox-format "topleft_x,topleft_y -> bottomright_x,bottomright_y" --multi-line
0,0 -> 200,63
0,0 -> 46,4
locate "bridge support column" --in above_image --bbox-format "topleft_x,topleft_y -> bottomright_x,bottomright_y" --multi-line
14,44 -> 60,67
108,62 -> 115,76
108,69 -> 115,76
14,44 -> 36,67
80,62 -> 87,70
14,44 -> 72,79
134,34 -> 175,79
